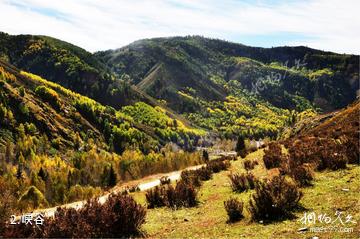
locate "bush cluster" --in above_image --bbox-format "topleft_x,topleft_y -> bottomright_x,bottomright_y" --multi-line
263,143 -> 284,169
224,198 -> 244,222
243,159 -> 258,171
166,181 -> 198,208
289,163 -> 314,187
3,194 -> 146,238
249,176 -> 303,221
207,158 -> 231,173
145,181 -> 197,209
146,156 -> 231,209
288,137 -> 347,171
145,186 -> 167,208
229,172 -> 257,193
180,170 -> 202,187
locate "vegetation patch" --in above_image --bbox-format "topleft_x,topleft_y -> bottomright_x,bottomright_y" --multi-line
249,176 -> 303,222
224,198 -> 244,223
3,194 -> 146,238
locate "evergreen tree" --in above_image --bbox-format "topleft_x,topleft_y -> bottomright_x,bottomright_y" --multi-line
16,164 -> 23,180
5,141 -> 13,163
38,167 -> 47,181
67,170 -> 72,189
202,150 -> 209,162
235,136 -> 246,153
101,165 -> 117,187
16,153 -> 25,180
108,165 -> 117,187
291,111 -> 297,125
235,135 -> 247,158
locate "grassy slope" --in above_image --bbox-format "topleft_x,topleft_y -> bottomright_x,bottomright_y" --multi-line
131,149 -> 359,238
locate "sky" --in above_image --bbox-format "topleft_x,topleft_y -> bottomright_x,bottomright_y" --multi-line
0,0 -> 359,54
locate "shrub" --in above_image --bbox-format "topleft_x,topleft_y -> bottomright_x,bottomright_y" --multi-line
344,135 -> 360,164
181,170 -> 202,187
290,163 -> 314,187
229,173 -> 248,193
229,172 -> 257,192
246,172 -> 257,189
249,176 -> 303,222
195,166 -> 213,181
224,198 -> 244,222
166,181 -> 198,208
146,186 -> 167,208
160,176 -> 171,185
174,180 -> 198,208
207,159 -> 231,173
243,159 -> 258,170
288,137 -> 347,171
3,194 -> 146,238
263,143 -> 283,169
145,180 -> 198,209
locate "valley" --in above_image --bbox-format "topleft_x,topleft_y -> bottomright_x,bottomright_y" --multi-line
0,31 -> 358,238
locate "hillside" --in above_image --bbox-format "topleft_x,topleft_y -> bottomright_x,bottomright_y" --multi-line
0,32 -> 147,109
0,59 -> 206,220
1,32 -> 358,139
96,36 -> 359,113
126,100 -> 360,238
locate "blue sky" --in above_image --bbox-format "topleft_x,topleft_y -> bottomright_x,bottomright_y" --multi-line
0,0 -> 358,54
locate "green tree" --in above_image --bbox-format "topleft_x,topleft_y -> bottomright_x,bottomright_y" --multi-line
101,165 -> 117,187
108,165 -> 117,187
19,86 -> 25,97
38,167 -> 47,181
235,135 -> 246,158
16,164 -> 23,180
202,150 -> 209,162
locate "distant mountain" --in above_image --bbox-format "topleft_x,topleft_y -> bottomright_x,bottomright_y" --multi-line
96,36 -> 358,112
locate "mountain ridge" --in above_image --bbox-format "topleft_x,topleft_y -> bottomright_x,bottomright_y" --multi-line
1,32 -> 359,138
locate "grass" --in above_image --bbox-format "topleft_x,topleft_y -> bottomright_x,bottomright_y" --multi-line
130,149 -> 360,238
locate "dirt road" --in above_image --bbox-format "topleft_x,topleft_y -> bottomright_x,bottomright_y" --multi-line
28,164 -> 205,218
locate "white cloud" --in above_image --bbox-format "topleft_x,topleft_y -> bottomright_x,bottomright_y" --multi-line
0,0 -> 359,54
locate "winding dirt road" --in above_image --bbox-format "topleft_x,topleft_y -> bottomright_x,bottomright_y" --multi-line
23,149 -> 242,218
28,164 -> 205,218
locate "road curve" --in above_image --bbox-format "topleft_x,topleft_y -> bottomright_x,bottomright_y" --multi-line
28,164 -> 205,218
